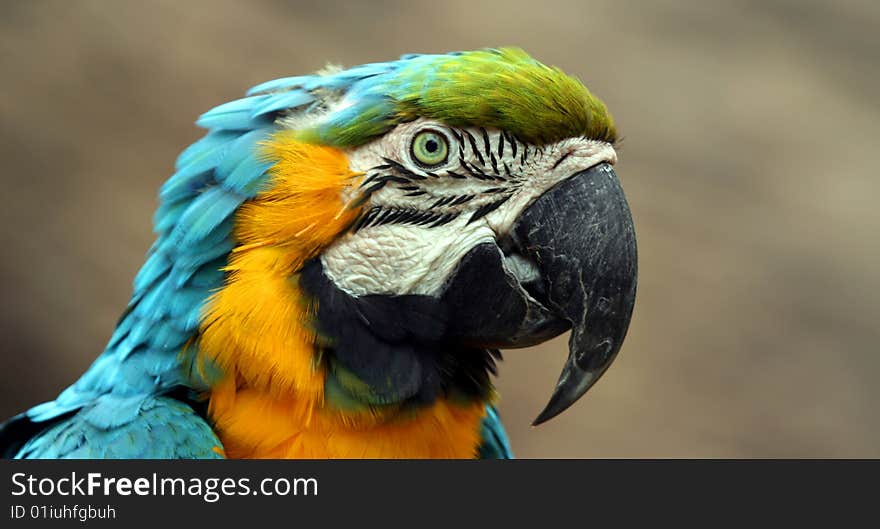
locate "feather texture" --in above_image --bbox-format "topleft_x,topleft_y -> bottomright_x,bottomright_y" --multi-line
16,396 -> 222,459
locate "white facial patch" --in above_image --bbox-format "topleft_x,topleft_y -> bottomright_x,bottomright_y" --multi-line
321,216 -> 496,296
320,118 -> 617,297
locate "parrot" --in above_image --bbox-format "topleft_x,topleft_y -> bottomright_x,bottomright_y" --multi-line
0,48 -> 637,459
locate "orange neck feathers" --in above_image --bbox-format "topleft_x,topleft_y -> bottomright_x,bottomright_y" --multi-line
195,134 -> 486,458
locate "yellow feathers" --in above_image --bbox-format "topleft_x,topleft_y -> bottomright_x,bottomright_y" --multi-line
234,131 -> 364,272
198,134 -> 359,405
211,379 -> 487,459
196,134 -> 487,458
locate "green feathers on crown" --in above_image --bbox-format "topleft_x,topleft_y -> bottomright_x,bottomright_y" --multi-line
296,48 -> 617,147
392,48 -> 617,145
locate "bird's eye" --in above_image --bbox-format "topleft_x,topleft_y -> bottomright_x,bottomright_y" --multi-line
410,129 -> 449,168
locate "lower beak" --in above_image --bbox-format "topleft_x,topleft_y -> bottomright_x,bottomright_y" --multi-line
511,162 -> 638,425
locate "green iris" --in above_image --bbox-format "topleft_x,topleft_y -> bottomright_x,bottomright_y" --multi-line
410,129 -> 449,167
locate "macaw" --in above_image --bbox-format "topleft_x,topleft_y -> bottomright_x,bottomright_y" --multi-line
0,48 -> 637,459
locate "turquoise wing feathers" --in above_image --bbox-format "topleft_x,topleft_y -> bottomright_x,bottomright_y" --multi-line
15,397 -> 223,459
478,406 -> 514,459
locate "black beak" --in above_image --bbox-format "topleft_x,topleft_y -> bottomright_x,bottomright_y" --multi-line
436,162 -> 637,425
510,162 -> 638,425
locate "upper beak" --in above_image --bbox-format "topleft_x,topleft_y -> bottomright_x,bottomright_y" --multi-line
512,162 -> 638,425
441,162 -> 638,425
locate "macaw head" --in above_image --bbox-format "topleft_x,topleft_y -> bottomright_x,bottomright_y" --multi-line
162,48 -> 636,432
0,48 -> 636,460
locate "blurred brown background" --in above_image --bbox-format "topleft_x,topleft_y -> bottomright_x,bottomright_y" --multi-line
1,0 -> 878,457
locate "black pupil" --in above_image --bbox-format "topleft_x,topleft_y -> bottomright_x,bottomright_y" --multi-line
425,139 -> 438,153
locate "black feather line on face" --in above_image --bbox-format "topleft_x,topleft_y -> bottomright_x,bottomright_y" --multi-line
362,181 -> 387,195
382,208 -> 404,224
502,131 -> 517,160
480,128 -> 492,161
362,172 -> 382,186
450,195 -> 475,205
468,194 -> 512,224
382,175 -> 414,184
429,213 -> 458,228
415,211 -> 440,226
357,163 -> 424,206
363,173 -> 414,189
352,208 -> 377,230
489,152 -> 500,176
552,151 -> 573,170
430,196 -> 458,209
461,160 -> 494,181
381,157 -> 427,180
463,130 -> 485,167
355,206 -> 462,231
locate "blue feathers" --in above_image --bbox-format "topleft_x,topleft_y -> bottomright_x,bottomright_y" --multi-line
16,396 -> 223,459
195,95 -> 275,130
133,247 -> 171,294
245,75 -> 310,96
251,89 -> 314,116
163,137 -> 233,202
477,406 -> 513,459
216,129 -> 268,175
171,187 -> 244,247
195,89 -> 313,131
152,198 -> 190,235
175,130 -> 239,170
216,129 -> 275,195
